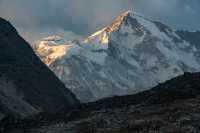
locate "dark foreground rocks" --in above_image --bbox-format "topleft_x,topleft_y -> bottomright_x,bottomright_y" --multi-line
1,72 -> 200,133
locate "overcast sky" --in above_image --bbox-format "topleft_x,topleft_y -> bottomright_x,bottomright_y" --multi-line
0,0 -> 199,44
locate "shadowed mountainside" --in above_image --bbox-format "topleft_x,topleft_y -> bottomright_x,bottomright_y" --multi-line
2,72 -> 200,133
0,17 -> 79,120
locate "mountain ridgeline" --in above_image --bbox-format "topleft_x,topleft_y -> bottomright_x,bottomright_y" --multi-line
35,11 -> 200,102
0,18 -> 79,120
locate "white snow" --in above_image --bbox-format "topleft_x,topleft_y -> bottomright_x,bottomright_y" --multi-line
35,11 -> 200,102
131,14 -> 171,41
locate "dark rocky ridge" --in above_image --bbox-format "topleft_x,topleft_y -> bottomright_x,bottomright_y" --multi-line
2,72 -> 200,132
78,72 -> 200,111
0,18 -> 79,119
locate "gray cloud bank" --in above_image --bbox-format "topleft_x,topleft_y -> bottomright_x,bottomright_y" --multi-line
0,0 -> 199,43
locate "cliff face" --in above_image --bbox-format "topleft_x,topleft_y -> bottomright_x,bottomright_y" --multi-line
0,18 -> 79,119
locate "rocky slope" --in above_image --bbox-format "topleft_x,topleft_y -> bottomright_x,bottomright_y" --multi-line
2,72 -> 200,133
0,18 -> 79,120
35,11 -> 200,102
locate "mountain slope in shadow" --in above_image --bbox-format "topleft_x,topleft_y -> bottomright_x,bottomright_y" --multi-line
2,72 -> 200,133
0,18 -> 79,120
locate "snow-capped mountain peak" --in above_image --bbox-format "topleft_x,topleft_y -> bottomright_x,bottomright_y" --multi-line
84,11 -> 130,44
83,10 -> 173,46
35,11 -> 200,102
106,11 -> 130,32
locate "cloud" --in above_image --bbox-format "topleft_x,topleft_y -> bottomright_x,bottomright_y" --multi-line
0,0 -> 129,33
131,0 -> 200,30
0,0 -> 199,43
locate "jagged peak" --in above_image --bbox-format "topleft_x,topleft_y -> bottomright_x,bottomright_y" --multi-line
84,11 -> 133,44
104,11 -> 131,33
